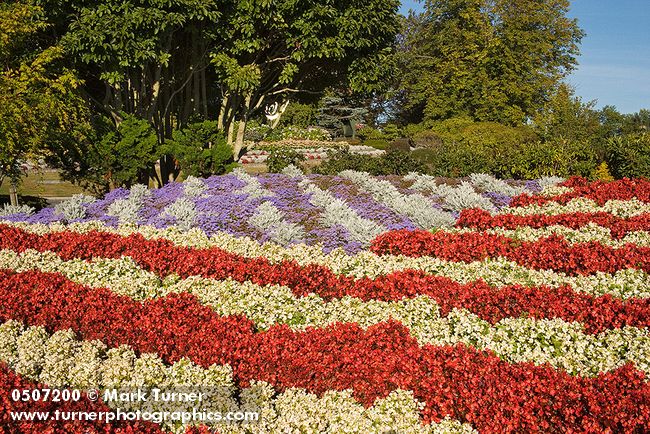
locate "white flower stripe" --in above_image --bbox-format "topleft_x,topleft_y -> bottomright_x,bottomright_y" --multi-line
1,250 -> 648,377
453,224 -> 650,248
502,197 -> 649,218
0,320 -> 475,434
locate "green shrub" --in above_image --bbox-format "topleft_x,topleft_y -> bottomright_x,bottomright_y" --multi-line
416,138 -> 598,180
402,123 -> 429,139
316,148 -> 427,176
412,130 -> 443,149
373,149 -> 427,175
245,120 -> 272,142
280,103 -> 317,128
162,120 -> 236,178
592,162 -> 615,182
267,147 -> 306,173
381,124 -> 402,141
606,133 -> 650,178
505,140 -> 598,179
98,114 -> 159,188
315,148 -> 369,175
357,126 -> 384,141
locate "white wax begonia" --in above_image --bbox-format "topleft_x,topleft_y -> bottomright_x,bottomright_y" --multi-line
4,222 -> 648,300
454,224 -> 650,248
502,197 -> 649,218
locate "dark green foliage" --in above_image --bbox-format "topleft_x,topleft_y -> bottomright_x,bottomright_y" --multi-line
55,114 -> 159,194
280,103 -> 317,128
267,147 -> 305,173
99,115 -> 159,188
316,148 -> 426,176
316,96 -> 368,137
606,133 -> 650,179
161,121 -> 235,178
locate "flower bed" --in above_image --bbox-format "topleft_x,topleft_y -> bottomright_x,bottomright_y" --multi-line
0,175 -> 649,433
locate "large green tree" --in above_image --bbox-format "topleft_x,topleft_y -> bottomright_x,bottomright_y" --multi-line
396,0 -> 584,125
210,0 -> 400,158
0,0 -> 89,205
45,0 -> 400,182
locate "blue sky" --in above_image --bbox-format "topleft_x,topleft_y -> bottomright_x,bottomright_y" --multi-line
399,0 -> 650,114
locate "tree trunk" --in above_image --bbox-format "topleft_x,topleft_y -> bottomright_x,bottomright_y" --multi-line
233,118 -> 247,160
218,95 -> 229,131
9,181 -> 18,206
227,120 -> 235,146
233,95 -> 252,160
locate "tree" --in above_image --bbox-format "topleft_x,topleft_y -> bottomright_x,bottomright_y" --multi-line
0,1 -> 90,205
60,0 -> 224,184
396,0 -> 584,125
210,0 -> 401,158
599,105 -> 626,138
532,84 -> 600,142
624,109 -> 650,134
316,95 -> 368,137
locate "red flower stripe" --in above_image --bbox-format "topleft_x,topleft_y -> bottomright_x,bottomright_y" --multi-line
0,270 -> 648,433
511,177 -> 650,207
0,364 -> 166,434
369,229 -> 650,275
456,208 -> 650,239
1,225 -> 649,333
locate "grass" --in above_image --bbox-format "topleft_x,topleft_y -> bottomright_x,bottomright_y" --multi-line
0,171 -> 86,198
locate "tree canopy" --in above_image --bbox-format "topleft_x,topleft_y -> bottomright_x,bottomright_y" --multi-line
0,1 -> 90,203
396,0 -> 584,125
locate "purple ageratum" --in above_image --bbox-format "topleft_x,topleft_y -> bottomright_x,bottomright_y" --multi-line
0,212 -> 32,223
310,225 -> 363,255
138,182 -> 185,225
194,193 -> 263,238
24,207 -> 62,225
482,191 -> 513,210
204,174 -> 247,192
257,174 -> 319,223
85,188 -> 130,220
524,180 -> 543,193
257,174 -> 373,253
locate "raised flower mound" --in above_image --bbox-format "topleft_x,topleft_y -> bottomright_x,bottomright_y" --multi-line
0,175 -> 649,433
